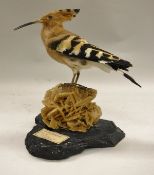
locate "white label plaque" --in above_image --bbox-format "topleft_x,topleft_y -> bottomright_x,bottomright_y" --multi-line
33,129 -> 70,144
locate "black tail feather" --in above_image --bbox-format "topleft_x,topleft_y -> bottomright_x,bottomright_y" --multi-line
123,73 -> 141,88
107,59 -> 132,71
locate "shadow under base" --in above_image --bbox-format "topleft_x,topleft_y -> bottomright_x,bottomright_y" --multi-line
25,114 -> 125,160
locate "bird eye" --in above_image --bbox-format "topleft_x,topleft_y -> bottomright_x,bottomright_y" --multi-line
47,16 -> 53,19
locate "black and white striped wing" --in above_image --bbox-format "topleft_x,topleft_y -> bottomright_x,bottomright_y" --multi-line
49,35 -> 132,71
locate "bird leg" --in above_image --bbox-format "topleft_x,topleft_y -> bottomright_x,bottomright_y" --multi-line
75,71 -> 80,84
71,71 -> 80,84
71,73 -> 76,83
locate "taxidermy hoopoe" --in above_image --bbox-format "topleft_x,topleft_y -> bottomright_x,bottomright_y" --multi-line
14,9 -> 141,87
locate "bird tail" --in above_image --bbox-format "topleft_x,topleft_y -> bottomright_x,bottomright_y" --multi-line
88,60 -> 141,87
122,72 -> 141,88
107,59 -> 141,87
88,60 -> 112,73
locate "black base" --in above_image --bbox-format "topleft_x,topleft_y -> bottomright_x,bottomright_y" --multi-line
25,114 -> 125,160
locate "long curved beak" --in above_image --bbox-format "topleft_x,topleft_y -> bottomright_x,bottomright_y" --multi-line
14,20 -> 41,31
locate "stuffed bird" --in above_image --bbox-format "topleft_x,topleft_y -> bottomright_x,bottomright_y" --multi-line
14,9 -> 141,87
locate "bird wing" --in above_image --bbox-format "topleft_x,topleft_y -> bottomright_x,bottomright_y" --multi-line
49,34 -> 132,71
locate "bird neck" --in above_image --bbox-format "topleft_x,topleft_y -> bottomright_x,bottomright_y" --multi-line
41,23 -> 65,45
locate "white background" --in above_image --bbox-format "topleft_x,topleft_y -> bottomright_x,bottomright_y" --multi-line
0,0 -> 154,175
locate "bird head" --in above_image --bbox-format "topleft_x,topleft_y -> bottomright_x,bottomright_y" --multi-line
14,9 -> 80,30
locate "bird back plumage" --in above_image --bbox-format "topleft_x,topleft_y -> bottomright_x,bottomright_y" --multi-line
49,34 -> 141,87
49,35 -> 132,70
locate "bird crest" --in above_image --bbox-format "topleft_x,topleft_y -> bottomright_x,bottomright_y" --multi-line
14,9 -> 80,30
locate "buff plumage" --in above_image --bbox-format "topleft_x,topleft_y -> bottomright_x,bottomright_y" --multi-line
14,9 -> 141,87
